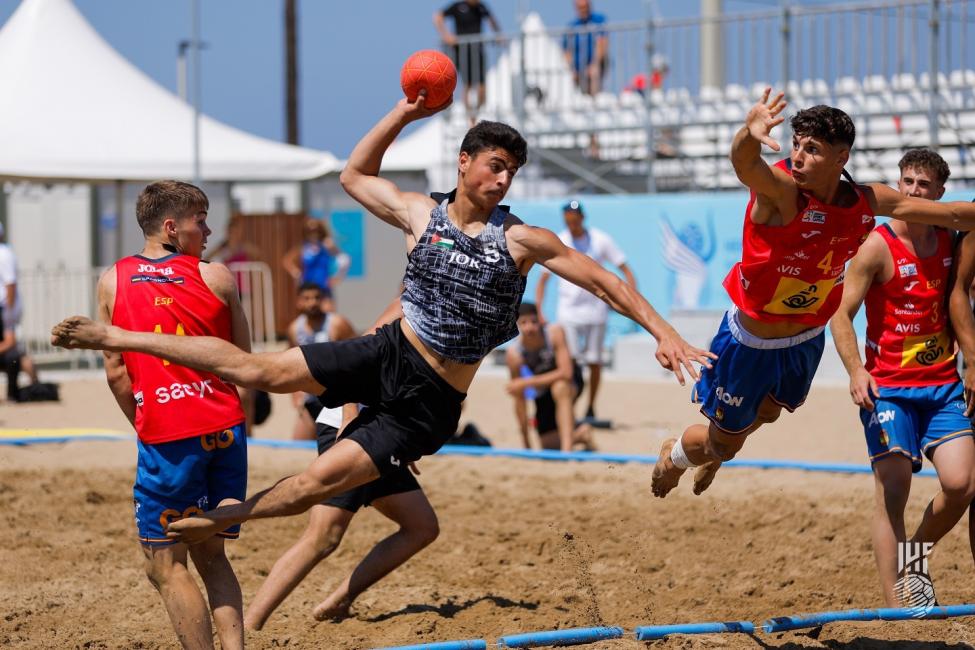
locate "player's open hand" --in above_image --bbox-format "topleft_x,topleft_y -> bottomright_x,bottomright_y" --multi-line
397,91 -> 451,122
165,511 -> 223,545
654,328 -> 717,386
849,367 -> 879,411
745,87 -> 787,152
963,364 -> 975,416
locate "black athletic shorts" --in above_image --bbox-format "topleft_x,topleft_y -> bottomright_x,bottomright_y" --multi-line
300,320 -> 466,476
534,362 -> 584,434
316,423 -> 421,512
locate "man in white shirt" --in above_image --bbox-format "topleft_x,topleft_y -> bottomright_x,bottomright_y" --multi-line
535,200 -> 636,421
0,223 -> 30,401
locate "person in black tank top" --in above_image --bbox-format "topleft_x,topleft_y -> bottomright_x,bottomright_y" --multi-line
51,95 -> 712,548
506,303 -> 594,452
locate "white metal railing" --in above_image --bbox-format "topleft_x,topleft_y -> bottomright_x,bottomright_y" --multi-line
227,261 -> 276,350
19,261 -> 275,367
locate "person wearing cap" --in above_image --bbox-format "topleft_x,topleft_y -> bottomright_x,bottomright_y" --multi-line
535,200 -> 636,422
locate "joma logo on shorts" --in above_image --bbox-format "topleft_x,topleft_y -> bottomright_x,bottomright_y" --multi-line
870,409 -> 896,426
715,386 -> 743,407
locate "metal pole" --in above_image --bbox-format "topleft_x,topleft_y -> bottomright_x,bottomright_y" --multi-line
191,0 -> 202,184
114,180 -> 125,261
285,0 -> 299,145
700,0 -> 724,89
177,40 -> 190,101
779,2 -> 792,154
644,7 -> 657,193
928,0 -> 940,150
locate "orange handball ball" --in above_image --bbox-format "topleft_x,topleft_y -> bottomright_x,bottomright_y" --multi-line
400,49 -> 457,110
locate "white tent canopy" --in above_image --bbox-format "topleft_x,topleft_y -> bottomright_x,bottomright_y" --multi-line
0,0 -> 339,182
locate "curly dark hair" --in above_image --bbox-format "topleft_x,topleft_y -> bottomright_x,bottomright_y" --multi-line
790,105 -> 856,148
898,148 -> 951,186
460,121 -> 528,168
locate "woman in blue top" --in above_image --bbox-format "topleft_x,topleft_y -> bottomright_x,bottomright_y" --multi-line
283,218 -> 350,293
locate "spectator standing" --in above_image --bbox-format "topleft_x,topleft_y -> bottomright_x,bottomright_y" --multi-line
563,0 -> 608,96
535,200 -> 636,422
434,0 -> 501,120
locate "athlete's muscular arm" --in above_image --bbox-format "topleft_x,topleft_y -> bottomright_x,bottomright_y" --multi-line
97,267 -> 136,427
505,346 -> 533,449
949,232 -> 975,414
830,233 -> 885,411
509,224 -> 715,385
730,88 -> 797,225
340,97 -> 445,240
868,183 -> 975,230
533,270 -> 551,324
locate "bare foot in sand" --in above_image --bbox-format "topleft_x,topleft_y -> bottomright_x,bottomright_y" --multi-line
692,461 -> 721,495
576,423 -> 596,451
50,316 -> 113,350
651,438 -> 685,498
312,595 -> 352,622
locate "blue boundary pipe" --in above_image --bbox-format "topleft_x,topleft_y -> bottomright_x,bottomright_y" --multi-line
498,626 -> 624,647
762,604 -> 975,632
371,640 -> 487,650
634,621 -> 755,640
0,435 -> 939,478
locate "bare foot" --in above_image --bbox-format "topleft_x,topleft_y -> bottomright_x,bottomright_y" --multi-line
166,513 -> 227,545
312,596 -> 352,622
575,423 -> 596,451
651,438 -> 685,498
692,461 -> 721,495
50,316 -> 110,350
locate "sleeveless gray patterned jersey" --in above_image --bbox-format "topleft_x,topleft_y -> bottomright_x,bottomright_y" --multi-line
402,196 -> 527,363
294,313 -> 330,346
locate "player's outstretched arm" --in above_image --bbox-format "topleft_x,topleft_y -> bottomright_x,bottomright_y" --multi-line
340,95 -> 446,234
730,89 -> 790,193
949,232 -> 975,414
829,233 -> 884,411
511,224 -> 715,385
51,316 -> 323,395
869,183 -> 975,230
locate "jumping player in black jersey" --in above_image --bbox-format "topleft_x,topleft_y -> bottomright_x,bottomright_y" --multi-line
51,92 -> 713,545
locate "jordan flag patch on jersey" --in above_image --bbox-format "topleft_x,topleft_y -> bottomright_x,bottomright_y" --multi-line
431,234 -> 455,249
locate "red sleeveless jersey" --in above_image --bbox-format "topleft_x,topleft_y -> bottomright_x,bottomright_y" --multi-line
723,159 -> 876,327
112,253 -> 244,444
864,225 -> 957,387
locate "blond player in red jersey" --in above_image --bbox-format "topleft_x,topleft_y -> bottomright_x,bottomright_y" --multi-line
101,181 -> 251,649
832,149 -> 975,606
652,89 -> 975,499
